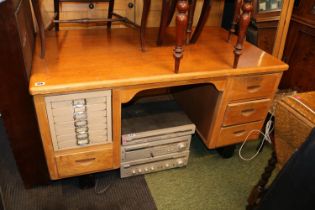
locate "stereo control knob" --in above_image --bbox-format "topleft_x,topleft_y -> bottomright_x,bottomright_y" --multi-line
138,169 -> 142,173
151,166 -> 154,171
165,163 -> 170,168
132,170 -> 136,174
178,143 -> 186,150
145,168 -> 149,172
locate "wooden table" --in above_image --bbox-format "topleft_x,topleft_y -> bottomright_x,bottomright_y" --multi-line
30,27 -> 288,180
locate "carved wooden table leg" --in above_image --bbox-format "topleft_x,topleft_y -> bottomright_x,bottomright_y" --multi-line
233,0 -> 253,68
140,0 -> 151,51
107,0 -> 115,29
190,0 -> 211,44
174,0 -> 188,73
31,0 -> 46,58
228,0 -> 242,42
186,0 -> 196,44
157,0 -> 172,46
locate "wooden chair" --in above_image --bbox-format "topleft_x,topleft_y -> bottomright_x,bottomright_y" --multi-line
53,0 -> 151,51
157,0 -> 212,45
228,0 -> 253,68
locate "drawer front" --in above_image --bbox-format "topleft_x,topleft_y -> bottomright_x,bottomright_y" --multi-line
55,146 -> 113,178
217,121 -> 263,147
45,90 -> 112,151
229,74 -> 280,101
223,99 -> 271,126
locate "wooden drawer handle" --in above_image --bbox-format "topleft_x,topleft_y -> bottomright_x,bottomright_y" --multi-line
247,85 -> 261,93
75,158 -> 96,164
233,130 -> 246,137
241,108 -> 255,116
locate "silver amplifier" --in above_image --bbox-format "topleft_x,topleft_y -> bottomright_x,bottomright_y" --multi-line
120,151 -> 189,178
121,135 -> 191,162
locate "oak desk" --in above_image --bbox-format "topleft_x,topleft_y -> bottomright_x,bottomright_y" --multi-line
30,27 -> 288,180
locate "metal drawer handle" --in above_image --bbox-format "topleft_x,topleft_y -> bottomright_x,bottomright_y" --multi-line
76,137 -> 89,145
75,158 -> 96,164
246,85 -> 261,93
74,106 -> 86,113
73,112 -> 87,120
73,99 -> 86,106
233,130 -> 246,137
76,133 -> 89,139
241,108 -> 255,116
74,120 -> 88,127
75,127 -> 88,133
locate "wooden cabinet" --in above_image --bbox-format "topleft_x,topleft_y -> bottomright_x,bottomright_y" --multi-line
248,0 -> 283,54
174,73 -> 282,148
279,0 -> 315,92
0,0 -> 49,187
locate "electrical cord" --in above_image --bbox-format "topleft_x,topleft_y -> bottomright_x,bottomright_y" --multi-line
239,110 -> 274,161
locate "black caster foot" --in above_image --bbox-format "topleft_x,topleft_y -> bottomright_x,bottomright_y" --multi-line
216,145 -> 236,159
78,174 -> 95,189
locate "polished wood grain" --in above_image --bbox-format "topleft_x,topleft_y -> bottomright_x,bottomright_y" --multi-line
30,27 -> 287,95
228,73 -> 282,101
174,0 -> 189,73
34,95 -> 59,179
223,99 -> 271,126
0,0 -> 49,187
228,0 -> 242,42
233,0 -> 253,68
55,144 -> 113,178
217,121 -> 262,147
272,0 -> 294,59
279,0 -> 315,92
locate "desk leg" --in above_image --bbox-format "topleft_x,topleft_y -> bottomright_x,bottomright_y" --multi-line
174,0 -> 188,73
31,0 -> 46,58
186,0 -> 196,44
228,0 -> 242,42
190,0 -> 211,44
140,0 -> 151,51
233,0 -> 252,68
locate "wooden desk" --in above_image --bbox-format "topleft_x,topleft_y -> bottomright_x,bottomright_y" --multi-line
30,27 -> 288,180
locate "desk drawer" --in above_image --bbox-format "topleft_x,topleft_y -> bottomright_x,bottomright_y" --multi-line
229,74 -> 280,101
223,99 -> 271,126
55,146 -> 113,178
217,121 -> 263,147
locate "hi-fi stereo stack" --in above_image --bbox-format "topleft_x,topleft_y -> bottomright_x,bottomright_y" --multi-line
120,99 -> 195,178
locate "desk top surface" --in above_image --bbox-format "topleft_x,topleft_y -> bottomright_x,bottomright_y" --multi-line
30,27 -> 288,95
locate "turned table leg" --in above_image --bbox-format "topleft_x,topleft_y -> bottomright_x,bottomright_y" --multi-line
186,0 -> 196,44
174,0 -> 188,73
31,0 -> 46,58
190,0 -> 211,44
228,0 -> 242,42
233,0 -> 252,68
140,0 -> 151,51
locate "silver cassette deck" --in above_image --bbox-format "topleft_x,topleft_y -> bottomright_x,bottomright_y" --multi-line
121,135 -> 191,162
120,151 -> 189,178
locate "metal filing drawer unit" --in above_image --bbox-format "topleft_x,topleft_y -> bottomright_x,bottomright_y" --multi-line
45,90 -> 112,151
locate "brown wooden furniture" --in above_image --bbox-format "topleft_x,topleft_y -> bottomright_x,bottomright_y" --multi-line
53,0 -> 150,51
247,0 -> 283,54
157,0 -> 212,45
279,0 -> 315,92
228,0 -> 254,68
29,27 -> 287,180
0,0 -> 49,187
